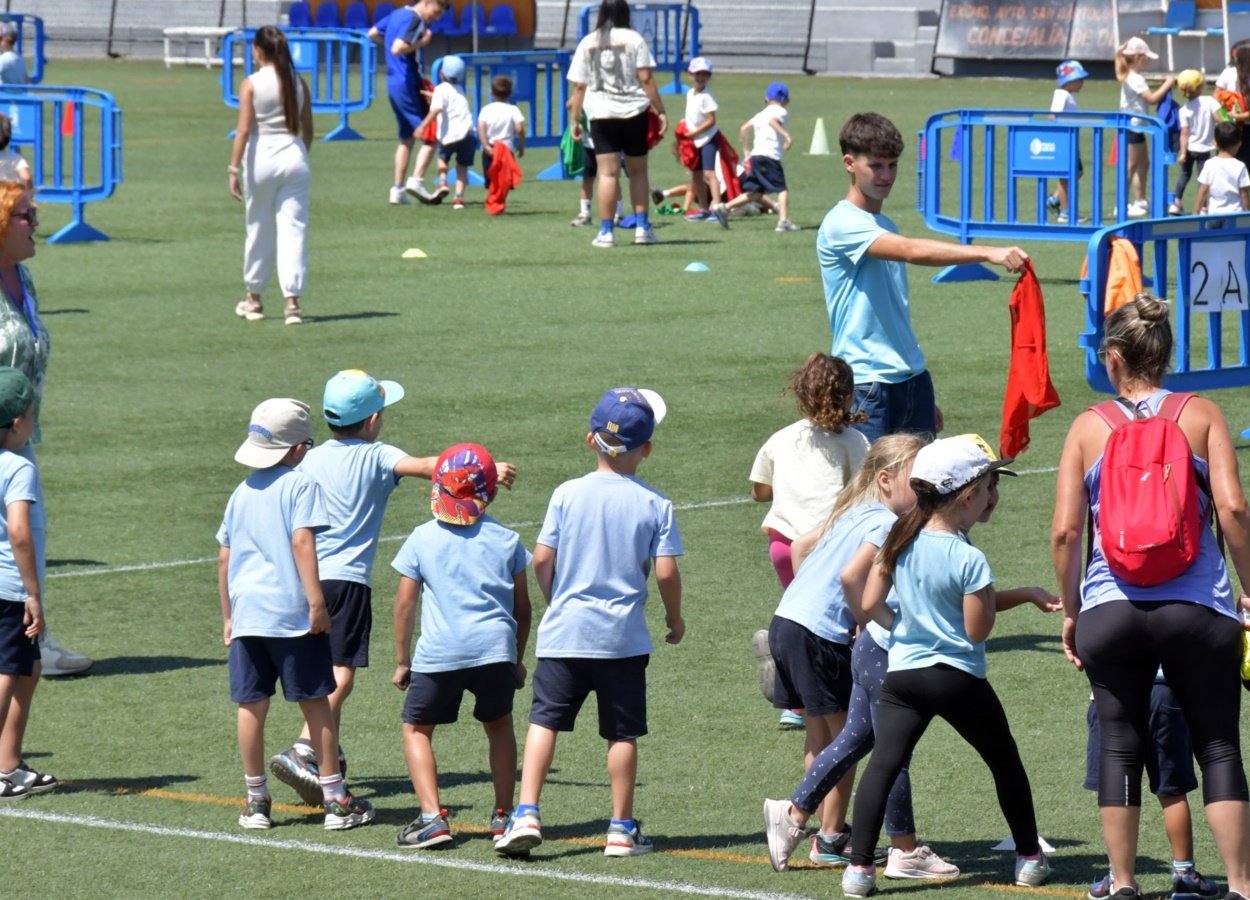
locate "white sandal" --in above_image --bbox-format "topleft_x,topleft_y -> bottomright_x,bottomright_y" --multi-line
235,299 -> 264,322
284,303 -> 303,326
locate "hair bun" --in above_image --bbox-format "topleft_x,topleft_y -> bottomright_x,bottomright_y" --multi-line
1133,293 -> 1169,323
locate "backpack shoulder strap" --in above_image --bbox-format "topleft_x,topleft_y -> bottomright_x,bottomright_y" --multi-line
1089,398 -> 1133,430
1155,391 -> 1194,422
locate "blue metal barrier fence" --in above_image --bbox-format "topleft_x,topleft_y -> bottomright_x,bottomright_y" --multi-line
0,85 -> 123,244
576,3 -> 698,94
919,109 -> 1171,282
221,28 -> 377,141
0,15 -> 47,85
1081,213 -> 1250,403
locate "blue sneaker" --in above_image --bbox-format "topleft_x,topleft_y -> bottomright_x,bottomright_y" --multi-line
1089,872 -> 1113,899
779,710 -> 804,728
495,810 -> 542,857
490,807 -> 511,844
842,865 -> 877,897
1047,194 -> 1061,212
269,746 -> 321,806
1171,867 -> 1220,899
811,832 -> 852,867
396,811 -> 453,849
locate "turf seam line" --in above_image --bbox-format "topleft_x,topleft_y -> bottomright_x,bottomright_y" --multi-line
0,806 -> 806,899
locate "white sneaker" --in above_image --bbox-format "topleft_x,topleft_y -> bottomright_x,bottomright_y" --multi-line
711,203 -> 729,229
1014,852 -> 1052,887
496,811 -> 542,856
570,212 -> 592,227
388,186 -> 411,205
763,798 -> 808,872
1168,202 -> 1183,216
775,219 -> 800,232
40,634 -> 93,676
592,231 -> 615,248
883,844 -> 959,880
633,227 -> 658,245
842,865 -> 878,897
1126,204 -> 1149,219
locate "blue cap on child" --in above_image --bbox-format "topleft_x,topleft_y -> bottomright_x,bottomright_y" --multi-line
440,55 -> 465,83
766,82 -> 789,102
322,369 -> 405,427
1056,60 -> 1088,87
589,387 -> 667,457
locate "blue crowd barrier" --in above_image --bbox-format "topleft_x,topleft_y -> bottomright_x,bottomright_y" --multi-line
919,109 -> 1171,283
0,85 -> 123,244
1081,215 -> 1250,410
0,15 -> 47,85
576,3 -> 699,94
221,28 -> 376,141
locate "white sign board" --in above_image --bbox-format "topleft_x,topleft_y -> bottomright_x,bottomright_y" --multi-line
1188,238 -> 1250,313
633,10 -> 658,49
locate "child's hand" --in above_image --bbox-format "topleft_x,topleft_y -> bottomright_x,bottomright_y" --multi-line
1178,151 -> 1187,164
497,462 -> 518,490
1023,586 -> 1061,612
392,664 -> 411,690
23,597 -> 42,639
515,660 -> 527,689
222,619 -> 232,647
782,135 -> 792,151
309,604 -> 331,635
665,616 -> 685,644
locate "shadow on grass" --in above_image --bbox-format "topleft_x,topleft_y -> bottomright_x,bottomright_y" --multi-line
986,632 -> 1062,652
359,771 -> 495,800
61,774 -> 200,795
83,655 -> 222,676
47,557 -> 107,568
41,308 -> 91,316
302,311 -> 401,325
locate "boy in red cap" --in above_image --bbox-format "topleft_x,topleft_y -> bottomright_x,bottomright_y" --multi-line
391,443 -> 531,849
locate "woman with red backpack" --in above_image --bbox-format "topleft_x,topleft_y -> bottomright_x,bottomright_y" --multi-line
1052,293 -> 1250,900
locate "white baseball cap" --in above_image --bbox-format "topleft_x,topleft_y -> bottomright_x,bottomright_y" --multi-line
1120,36 -> 1159,60
687,56 -> 712,74
235,398 -> 313,468
910,434 -> 1016,495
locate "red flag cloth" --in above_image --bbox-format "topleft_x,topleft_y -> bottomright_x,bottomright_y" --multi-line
485,143 -> 522,216
673,122 -> 741,201
646,108 -> 664,150
1000,260 -> 1061,459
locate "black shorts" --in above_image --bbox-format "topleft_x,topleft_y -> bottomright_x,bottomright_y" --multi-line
401,661 -> 516,725
741,156 -> 787,195
1084,683 -> 1198,796
0,601 -> 37,676
590,113 -> 649,158
768,615 -> 853,716
439,135 -> 476,166
228,633 -> 336,704
529,655 -> 648,741
582,149 -> 599,179
323,580 -> 371,668
1127,131 -> 1146,145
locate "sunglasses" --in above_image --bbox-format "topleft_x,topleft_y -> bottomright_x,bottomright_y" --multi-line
11,208 -> 37,227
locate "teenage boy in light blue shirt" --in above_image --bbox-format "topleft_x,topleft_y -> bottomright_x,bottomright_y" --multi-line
391,442 -> 531,850
217,398 -> 374,832
496,387 -> 683,860
817,113 -> 1029,443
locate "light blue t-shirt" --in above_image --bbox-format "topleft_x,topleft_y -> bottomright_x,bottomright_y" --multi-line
817,199 -> 926,384
888,530 -> 994,678
775,501 -> 895,644
0,449 -> 42,602
298,439 -> 408,585
0,51 -> 26,86
535,471 -> 684,659
392,514 -> 531,673
216,467 -> 329,638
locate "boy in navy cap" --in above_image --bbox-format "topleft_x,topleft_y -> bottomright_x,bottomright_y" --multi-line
713,82 -> 799,232
391,443 -> 531,849
496,388 -> 684,859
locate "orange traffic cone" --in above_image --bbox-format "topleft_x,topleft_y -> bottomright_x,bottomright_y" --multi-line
1108,137 -> 1118,166
60,102 -> 74,137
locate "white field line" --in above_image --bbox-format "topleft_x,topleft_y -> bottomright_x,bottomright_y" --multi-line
46,472 -> 1062,582
0,807 -> 803,900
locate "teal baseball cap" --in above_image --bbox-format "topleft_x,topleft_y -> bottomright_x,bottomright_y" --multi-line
0,366 -> 32,425
322,369 -> 405,427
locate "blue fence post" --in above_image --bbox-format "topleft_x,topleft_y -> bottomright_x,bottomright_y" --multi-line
222,29 -> 376,142
918,109 -> 1171,283
0,15 -> 47,85
0,85 -> 123,243
576,3 -> 698,95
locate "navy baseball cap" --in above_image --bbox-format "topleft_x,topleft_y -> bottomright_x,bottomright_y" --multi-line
589,387 -> 667,457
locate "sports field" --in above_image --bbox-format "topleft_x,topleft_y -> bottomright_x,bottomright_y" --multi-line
7,57 -> 1250,898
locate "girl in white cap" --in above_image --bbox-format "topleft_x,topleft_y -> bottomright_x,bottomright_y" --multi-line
1116,36 -> 1176,218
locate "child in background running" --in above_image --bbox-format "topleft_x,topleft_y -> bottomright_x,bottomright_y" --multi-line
841,434 -> 1055,897
1047,60 -> 1087,223
418,55 -> 475,210
1117,36 -> 1176,218
762,434 -> 962,876
1172,69 -> 1221,215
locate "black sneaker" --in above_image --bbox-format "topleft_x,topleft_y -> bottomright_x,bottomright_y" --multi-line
11,762 -> 57,794
1172,867 -> 1220,899
238,796 -> 272,829
269,746 -> 321,806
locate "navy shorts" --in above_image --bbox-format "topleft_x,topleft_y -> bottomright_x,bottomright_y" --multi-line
388,84 -> 429,140
1127,131 -> 1146,145
0,601 -> 37,676
768,615 -> 853,716
229,633 -> 336,704
323,579 -> 371,668
851,370 -> 938,445
697,141 -> 717,171
402,661 -> 516,725
741,156 -> 787,195
590,113 -> 649,158
529,655 -> 648,741
1084,684 -> 1198,796
439,135 -> 476,166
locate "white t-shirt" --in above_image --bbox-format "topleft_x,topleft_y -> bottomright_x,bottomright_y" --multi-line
567,27 -> 657,121
749,418 -> 870,539
684,89 -> 718,147
0,148 -> 28,182
1180,95 -> 1221,153
1199,155 -> 1250,213
749,104 -> 787,160
431,81 -> 474,144
1050,88 -> 1078,113
1121,71 -> 1149,119
1216,65 -> 1239,92
478,100 -> 525,149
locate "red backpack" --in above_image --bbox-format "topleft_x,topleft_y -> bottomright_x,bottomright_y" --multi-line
1090,392 -> 1205,587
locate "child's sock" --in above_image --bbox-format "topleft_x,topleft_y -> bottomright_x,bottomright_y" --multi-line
615,200 -> 623,218
515,803 -> 539,818
421,810 -> 442,823
580,198 -> 591,215
599,220 -> 613,235
319,773 -> 347,803
245,774 -> 269,800
1173,859 -> 1195,875
610,817 -> 636,830
637,212 -> 651,229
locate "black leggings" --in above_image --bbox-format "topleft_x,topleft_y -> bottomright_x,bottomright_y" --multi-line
1076,599 -> 1247,807
1173,150 -> 1211,202
848,665 -> 1039,867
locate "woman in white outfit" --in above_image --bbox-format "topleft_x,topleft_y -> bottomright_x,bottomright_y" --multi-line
228,26 -> 313,325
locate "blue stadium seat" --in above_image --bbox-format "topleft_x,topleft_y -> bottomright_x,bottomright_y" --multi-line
372,1 -> 396,25
343,1 -> 370,30
453,2 -> 487,36
314,1 -> 341,28
287,1 -> 313,27
1147,1 -> 1203,71
430,7 -> 457,34
485,4 -> 518,37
